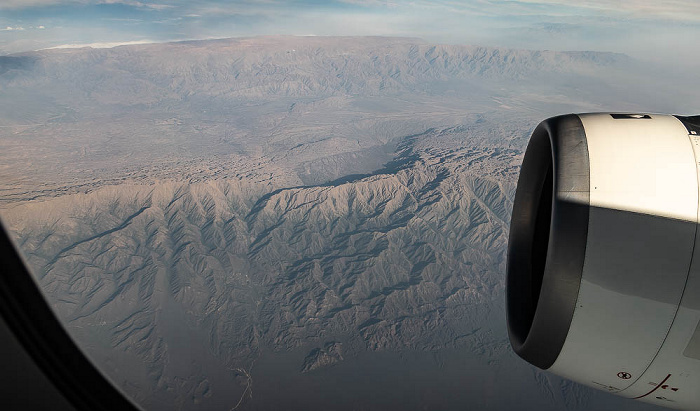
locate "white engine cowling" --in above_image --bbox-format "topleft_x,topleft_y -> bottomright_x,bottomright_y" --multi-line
507,113 -> 700,410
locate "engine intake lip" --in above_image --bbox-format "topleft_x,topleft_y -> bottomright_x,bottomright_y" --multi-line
507,114 -> 590,369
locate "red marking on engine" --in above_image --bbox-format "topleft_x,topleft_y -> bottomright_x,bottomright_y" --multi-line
633,374 -> 672,400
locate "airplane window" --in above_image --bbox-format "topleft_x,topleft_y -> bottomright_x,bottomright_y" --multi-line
1,1 -> 698,410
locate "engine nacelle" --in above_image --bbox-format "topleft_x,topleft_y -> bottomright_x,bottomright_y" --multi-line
507,113 -> 700,410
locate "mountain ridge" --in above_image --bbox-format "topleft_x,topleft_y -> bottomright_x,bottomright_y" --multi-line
0,36 -> 672,411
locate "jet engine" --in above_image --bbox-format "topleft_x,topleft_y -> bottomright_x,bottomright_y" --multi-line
507,113 -> 700,410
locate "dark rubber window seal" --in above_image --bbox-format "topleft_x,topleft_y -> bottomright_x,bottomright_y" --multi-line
0,219 -> 142,411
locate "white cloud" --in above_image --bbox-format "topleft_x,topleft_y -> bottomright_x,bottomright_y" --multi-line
339,0 -> 399,5
1,25 -> 49,31
0,0 -> 78,9
0,0 -> 173,10
98,0 -> 173,10
509,0 -> 700,22
46,39 -> 155,49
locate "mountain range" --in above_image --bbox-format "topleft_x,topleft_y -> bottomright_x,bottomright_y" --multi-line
1,36 -> 686,410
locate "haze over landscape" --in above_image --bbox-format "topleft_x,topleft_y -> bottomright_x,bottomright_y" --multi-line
1,34 -> 699,410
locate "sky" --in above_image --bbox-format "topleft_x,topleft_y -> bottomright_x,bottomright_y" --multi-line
1,0 -> 700,68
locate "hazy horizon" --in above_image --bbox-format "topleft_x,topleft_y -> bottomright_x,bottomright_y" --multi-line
1,0 -> 700,69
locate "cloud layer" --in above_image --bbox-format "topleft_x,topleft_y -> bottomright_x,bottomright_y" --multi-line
0,0 -> 699,68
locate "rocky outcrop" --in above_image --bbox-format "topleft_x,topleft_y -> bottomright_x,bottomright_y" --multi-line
301,342 -> 344,373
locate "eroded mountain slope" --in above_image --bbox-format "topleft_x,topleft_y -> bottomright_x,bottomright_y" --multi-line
4,133 -> 520,407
